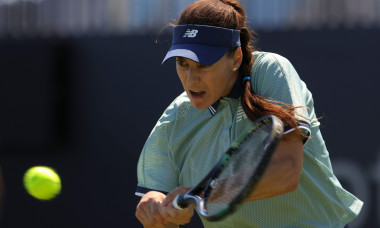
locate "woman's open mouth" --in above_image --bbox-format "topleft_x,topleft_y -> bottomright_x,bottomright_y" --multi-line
190,90 -> 206,99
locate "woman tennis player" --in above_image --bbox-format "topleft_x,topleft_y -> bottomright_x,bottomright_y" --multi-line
135,0 -> 363,227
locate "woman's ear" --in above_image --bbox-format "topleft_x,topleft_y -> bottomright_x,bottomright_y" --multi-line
233,47 -> 243,69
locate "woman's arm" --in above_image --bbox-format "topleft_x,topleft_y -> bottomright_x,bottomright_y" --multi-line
205,131 -> 304,204
246,131 -> 304,201
164,223 -> 179,228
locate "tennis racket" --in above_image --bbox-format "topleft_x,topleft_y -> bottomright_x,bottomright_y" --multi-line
172,115 -> 284,221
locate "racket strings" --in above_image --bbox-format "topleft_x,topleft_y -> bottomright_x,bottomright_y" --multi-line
204,126 -> 271,215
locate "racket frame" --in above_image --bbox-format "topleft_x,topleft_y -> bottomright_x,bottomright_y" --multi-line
172,115 -> 284,221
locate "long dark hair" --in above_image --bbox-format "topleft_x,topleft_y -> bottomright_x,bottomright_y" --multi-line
176,0 -> 303,134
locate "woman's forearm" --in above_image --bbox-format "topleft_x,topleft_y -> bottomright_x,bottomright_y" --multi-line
246,133 -> 304,201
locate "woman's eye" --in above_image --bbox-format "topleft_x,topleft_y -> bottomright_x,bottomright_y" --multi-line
176,59 -> 188,67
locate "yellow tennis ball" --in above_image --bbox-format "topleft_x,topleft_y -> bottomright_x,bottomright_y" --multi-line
23,166 -> 61,200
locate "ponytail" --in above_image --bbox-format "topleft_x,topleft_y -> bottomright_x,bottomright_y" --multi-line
222,0 -> 303,133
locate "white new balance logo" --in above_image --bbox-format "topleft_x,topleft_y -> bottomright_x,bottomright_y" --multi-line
183,29 -> 198,38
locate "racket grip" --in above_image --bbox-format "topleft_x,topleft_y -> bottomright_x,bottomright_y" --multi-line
172,194 -> 191,210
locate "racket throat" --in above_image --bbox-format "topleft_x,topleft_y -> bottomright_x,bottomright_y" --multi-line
173,194 -> 201,210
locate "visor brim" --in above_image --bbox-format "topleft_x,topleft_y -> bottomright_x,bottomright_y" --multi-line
162,44 -> 230,66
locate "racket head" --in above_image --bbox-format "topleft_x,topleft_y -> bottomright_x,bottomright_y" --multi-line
181,115 -> 284,221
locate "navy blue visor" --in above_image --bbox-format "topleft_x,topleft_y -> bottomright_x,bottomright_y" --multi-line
162,24 -> 241,65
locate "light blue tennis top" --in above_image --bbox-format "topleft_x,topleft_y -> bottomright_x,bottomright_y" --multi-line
136,51 -> 363,227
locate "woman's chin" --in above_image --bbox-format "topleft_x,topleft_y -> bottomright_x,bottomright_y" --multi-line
190,101 -> 211,110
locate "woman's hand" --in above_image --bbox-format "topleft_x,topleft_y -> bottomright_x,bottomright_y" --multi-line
136,191 -> 168,228
135,187 -> 195,228
160,186 -> 195,225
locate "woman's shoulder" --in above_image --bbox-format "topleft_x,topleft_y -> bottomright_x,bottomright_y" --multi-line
252,51 -> 293,68
154,92 -> 210,137
169,92 -> 192,112
161,92 -> 189,117
250,51 -> 299,83
160,92 -> 203,123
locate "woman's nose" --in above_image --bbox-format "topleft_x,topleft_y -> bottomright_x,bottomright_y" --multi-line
186,67 -> 200,84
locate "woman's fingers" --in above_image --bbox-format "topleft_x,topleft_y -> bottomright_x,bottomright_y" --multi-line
162,186 -> 190,207
136,191 -> 167,227
160,186 -> 195,225
165,202 -> 195,225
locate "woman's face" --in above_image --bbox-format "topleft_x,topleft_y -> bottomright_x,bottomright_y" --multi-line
176,49 -> 242,110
